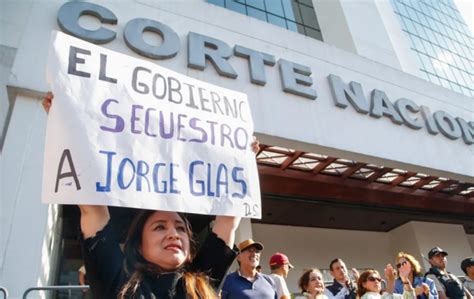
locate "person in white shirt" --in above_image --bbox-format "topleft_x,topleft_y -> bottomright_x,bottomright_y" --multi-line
356,263 -> 415,299
295,268 -> 328,299
269,252 -> 294,299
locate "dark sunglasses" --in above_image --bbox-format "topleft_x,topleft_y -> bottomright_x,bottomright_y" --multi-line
396,261 -> 408,269
367,276 -> 382,282
243,247 -> 261,254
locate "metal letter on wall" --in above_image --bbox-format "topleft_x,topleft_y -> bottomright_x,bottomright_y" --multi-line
124,18 -> 180,59
433,111 -> 462,140
279,59 -> 317,100
327,74 -> 369,114
234,45 -> 275,86
420,106 -> 439,135
188,32 -> 237,78
370,89 -> 403,125
456,117 -> 474,145
394,98 -> 423,130
57,2 -> 117,44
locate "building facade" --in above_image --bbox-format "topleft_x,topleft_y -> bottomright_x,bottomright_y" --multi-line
0,0 -> 473,298
390,0 -> 473,97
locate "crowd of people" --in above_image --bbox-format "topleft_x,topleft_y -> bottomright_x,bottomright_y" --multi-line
219,240 -> 473,299
42,93 -> 473,299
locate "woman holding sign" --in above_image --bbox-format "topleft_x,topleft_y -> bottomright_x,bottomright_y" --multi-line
43,92 -> 259,299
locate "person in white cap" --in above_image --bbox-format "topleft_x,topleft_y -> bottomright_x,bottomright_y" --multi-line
269,252 -> 294,299
221,239 -> 277,299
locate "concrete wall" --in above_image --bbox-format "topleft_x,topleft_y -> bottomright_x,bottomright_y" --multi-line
336,0 -> 402,70
467,234 -> 474,253
0,94 -> 60,298
312,0 -> 358,54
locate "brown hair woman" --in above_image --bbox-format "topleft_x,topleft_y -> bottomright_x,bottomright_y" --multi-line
357,263 -> 415,299
296,268 -> 328,299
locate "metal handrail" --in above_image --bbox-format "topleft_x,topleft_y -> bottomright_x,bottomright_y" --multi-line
22,285 -> 89,299
0,286 -> 8,299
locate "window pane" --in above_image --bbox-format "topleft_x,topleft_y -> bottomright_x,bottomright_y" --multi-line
206,0 -> 322,40
265,0 -> 284,17
428,73 -> 441,85
305,27 -> 323,41
247,7 -> 267,21
450,82 -> 462,93
415,23 -> 427,39
420,70 -> 431,81
298,0 -> 314,6
208,0 -> 225,6
286,20 -> 298,32
300,3 -> 319,29
296,23 -> 306,35
425,28 -> 437,44
292,3 -> 303,23
444,66 -> 456,82
404,19 -> 417,34
267,14 -> 287,28
439,78 -> 451,88
282,0 -> 296,21
246,0 -> 265,10
419,53 -> 435,73
411,35 -> 425,52
225,0 -> 246,13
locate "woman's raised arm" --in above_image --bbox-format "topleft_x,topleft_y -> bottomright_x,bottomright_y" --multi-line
42,92 -> 110,238
212,137 -> 260,247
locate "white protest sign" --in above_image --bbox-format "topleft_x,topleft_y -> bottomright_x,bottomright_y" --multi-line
42,31 -> 261,218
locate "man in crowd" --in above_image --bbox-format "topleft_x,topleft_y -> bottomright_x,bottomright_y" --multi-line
269,252 -> 294,299
461,257 -> 474,296
325,258 -> 358,299
221,239 -> 277,299
425,247 -> 472,299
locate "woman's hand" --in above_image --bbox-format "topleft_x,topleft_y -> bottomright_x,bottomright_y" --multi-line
415,283 -> 429,296
212,216 -> 241,248
42,91 -> 53,114
384,264 -> 396,294
351,268 -> 360,281
384,264 -> 396,282
79,205 -> 110,238
250,136 -> 260,154
398,261 -> 411,282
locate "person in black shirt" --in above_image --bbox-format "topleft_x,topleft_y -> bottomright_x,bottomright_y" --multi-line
43,92 -> 260,299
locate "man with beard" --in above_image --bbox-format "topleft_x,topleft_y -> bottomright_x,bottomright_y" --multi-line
221,239 -> 278,299
425,247 -> 472,299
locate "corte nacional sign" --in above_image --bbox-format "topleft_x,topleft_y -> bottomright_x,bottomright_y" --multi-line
57,1 -> 473,145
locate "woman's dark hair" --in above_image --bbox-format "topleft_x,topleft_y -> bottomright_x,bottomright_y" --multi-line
118,210 -> 216,299
298,268 -> 324,293
357,270 -> 382,298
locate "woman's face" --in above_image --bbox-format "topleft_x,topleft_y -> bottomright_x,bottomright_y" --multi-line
305,271 -> 325,294
396,258 -> 412,275
363,273 -> 382,293
140,211 -> 191,271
